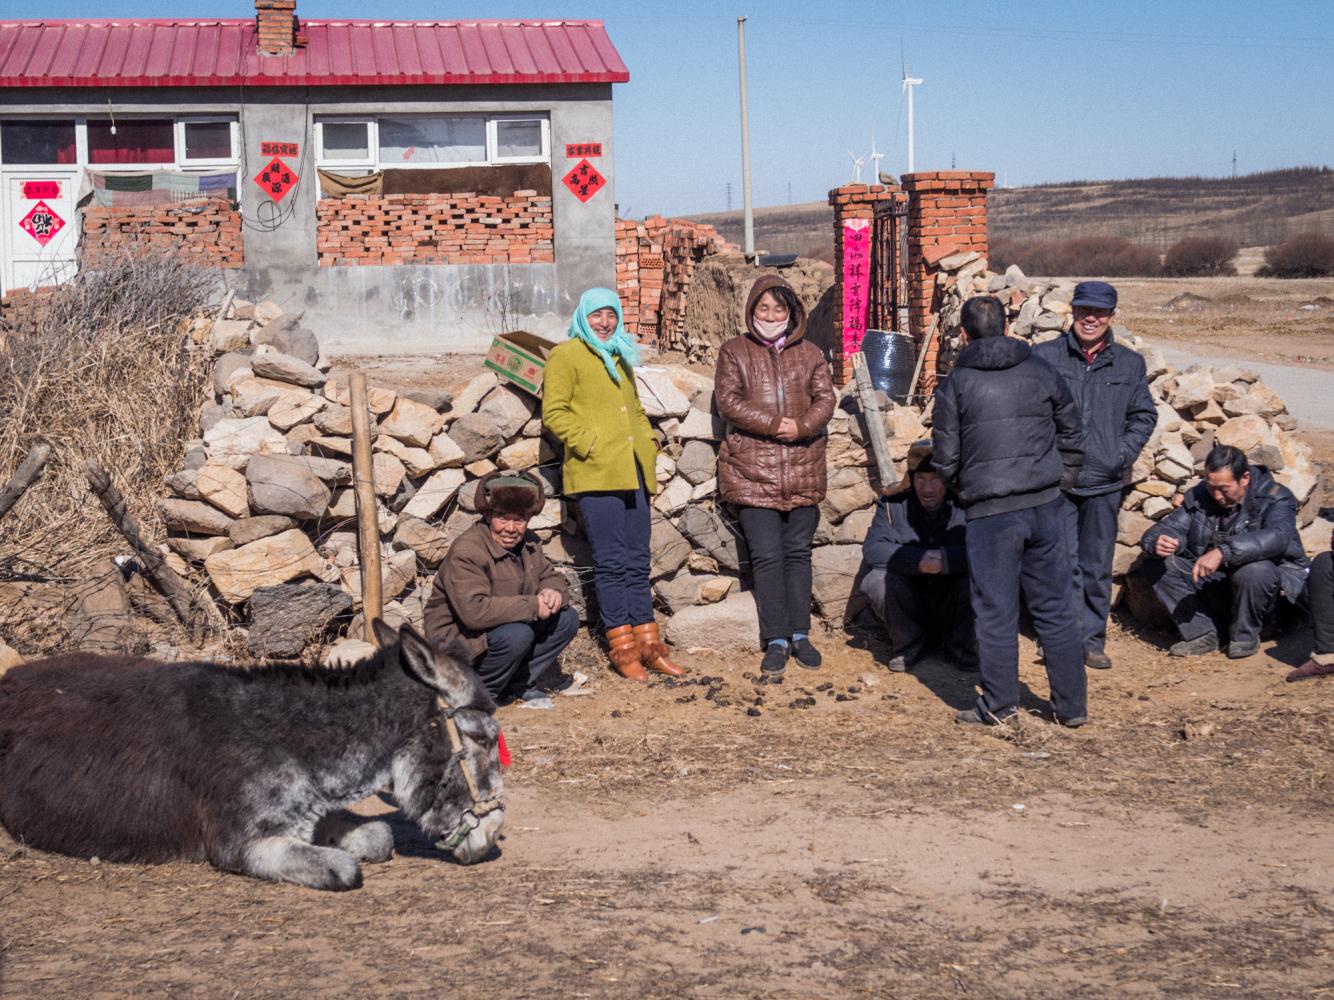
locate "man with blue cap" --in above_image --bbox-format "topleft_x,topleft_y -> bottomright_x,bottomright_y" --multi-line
1034,281 -> 1156,670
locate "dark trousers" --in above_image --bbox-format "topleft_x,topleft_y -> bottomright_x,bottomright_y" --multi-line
1311,551 -> 1334,655
966,497 -> 1087,720
475,606 -> 580,699
859,567 -> 975,656
1145,554 -> 1281,646
736,505 -> 819,644
1063,491 -> 1122,654
576,485 -> 654,630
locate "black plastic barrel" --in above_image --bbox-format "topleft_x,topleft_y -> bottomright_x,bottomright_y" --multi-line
860,329 -> 917,403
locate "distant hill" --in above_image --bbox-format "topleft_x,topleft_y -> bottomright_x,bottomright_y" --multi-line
687,167 -> 1334,261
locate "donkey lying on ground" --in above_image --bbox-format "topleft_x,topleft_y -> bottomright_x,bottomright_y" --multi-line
0,622 -> 504,890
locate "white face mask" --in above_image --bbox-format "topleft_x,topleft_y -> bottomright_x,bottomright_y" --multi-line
753,317 -> 788,341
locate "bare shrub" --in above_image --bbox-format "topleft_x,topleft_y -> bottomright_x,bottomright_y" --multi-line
1163,236 -> 1240,277
0,250 -> 219,652
989,236 -> 1160,277
1256,233 -> 1334,278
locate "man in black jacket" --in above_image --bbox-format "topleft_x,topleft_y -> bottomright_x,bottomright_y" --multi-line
1141,444 -> 1309,658
860,455 -> 975,672
933,295 -> 1088,727
1287,526 -> 1333,682
1034,281 -> 1157,671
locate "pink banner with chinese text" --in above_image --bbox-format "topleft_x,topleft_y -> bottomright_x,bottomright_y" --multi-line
841,219 -> 871,356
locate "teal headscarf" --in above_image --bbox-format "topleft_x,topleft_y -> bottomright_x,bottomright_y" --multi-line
567,287 -> 640,384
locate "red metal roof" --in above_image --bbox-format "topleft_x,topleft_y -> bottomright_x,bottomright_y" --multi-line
0,19 -> 629,88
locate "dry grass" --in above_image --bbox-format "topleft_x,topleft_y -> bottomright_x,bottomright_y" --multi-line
0,250 -> 218,653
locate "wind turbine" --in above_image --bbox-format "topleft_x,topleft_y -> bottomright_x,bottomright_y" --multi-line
901,46 -> 923,174
869,130 -> 885,183
846,148 -> 866,184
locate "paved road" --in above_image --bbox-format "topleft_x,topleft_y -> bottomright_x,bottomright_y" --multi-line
1151,341 -> 1334,431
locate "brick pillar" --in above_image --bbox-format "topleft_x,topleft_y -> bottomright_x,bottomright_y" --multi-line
827,183 -> 906,386
256,0 -> 297,56
901,171 -> 995,393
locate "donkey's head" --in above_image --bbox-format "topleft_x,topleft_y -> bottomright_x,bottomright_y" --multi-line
375,621 -> 505,865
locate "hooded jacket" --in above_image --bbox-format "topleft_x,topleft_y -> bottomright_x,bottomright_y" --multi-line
714,275 -> 837,510
1032,329 -> 1157,497
1140,464 -> 1309,600
931,336 -> 1084,519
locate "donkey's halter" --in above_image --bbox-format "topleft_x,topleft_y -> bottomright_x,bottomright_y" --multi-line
434,694 -> 505,853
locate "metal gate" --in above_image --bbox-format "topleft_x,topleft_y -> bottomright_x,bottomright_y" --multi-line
868,199 -> 908,333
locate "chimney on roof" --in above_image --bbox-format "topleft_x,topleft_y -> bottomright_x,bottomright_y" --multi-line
256,0 -> 297,56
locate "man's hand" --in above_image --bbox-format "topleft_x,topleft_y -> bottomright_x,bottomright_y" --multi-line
775,417 -> 800,442
536,588 -> 563,620
1154,535 -> 1180,558
918,550 -> 945,575
1192,548 -> 1225,583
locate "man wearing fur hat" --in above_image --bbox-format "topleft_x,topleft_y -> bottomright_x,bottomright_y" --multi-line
424,471 -> 579,709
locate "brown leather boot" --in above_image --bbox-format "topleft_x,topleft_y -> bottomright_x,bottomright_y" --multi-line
606,625 -> 648,682
632,621 -> 685,676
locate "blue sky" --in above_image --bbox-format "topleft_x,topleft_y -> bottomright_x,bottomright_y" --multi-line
13,0 -> 1334,216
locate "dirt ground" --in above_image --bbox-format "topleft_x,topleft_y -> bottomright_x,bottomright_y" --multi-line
3,279 -> 1333,997
3,620 -> 1333,998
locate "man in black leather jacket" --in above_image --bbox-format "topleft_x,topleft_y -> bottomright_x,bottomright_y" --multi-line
860,455 -> 975,672
1033,282 -> 1157,671
933,295 -> 1088,727
1141,444 -> 1309,658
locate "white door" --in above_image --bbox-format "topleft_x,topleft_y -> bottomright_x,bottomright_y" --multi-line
2,171 -> 81,294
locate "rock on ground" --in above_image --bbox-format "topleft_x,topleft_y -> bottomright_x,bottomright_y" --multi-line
247,583 -> 353,658
665,590 -> 760,651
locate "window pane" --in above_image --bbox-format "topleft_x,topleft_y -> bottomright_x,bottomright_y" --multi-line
0,120 -> 76,164
495,119 -> 544,159
183,121 -> 233,160
321,121 -> 369,160
88,119 -> 174,164
378,116 -> 485,164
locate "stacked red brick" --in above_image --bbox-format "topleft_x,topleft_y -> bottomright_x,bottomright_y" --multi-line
827,183 -> 908,385
901,171 -> 994,393
614,216 -> 733,350
316,191 -> 554,267
80,200 -> 244,268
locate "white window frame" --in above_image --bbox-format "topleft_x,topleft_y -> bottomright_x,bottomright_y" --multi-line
175,116 -> 240,168
314,112 -> 550,173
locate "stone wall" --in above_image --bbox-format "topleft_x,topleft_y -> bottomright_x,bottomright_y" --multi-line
80,199 -> 244,268
316,191 -> 554,267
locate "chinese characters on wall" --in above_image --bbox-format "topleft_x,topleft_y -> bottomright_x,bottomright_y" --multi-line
841,219 -> 871,356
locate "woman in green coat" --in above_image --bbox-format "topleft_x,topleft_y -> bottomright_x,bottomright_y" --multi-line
542,288 -> 684,682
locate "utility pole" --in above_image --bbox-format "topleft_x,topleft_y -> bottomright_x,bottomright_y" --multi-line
1232,149 -> 1237,179
726,182 -> 732,212
950,151 -> 955,169
737,15 -> 755,260
787,181 -> 792,204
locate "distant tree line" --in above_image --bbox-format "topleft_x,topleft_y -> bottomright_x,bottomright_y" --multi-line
989,232 -> 1334,278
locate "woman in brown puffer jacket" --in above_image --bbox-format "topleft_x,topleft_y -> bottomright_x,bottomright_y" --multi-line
715,275 -> 836,674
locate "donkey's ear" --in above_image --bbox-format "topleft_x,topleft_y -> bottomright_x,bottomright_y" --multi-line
397,624 -> 493,710
371,619 -> 400,649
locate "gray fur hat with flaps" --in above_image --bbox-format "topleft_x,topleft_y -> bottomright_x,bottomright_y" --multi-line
475,470 -> 545,519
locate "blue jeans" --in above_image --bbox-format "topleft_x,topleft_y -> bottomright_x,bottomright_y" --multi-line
576,485 -> 654,630
476,606 -> 580,699
966,497 -> 1087,720
1063,491 -> 1122,654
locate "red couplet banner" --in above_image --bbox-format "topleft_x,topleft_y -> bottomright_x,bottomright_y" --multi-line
841,219 -> 872,356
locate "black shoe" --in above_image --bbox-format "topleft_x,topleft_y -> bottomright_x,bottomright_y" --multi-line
955,705 -> 1019,728
1084,650 -> 1112,670
791,636 -> 822,669
1055,713 -> 1088,728
1169,633 -> 1219,657
760,642 -> 790,674
886,639 -> 923,673
1226,638 -> 1260,659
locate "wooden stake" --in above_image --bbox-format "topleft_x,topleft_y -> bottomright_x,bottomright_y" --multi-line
83,461 -> 211,638
852,352 -> 895,492
349,372 -> 383,645
0,443 -> 52,522
907,313 -> 940,404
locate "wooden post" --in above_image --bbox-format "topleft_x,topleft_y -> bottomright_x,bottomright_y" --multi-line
83,462 -> 213,637
0,443 -> 52,521
907,313 -> 939,404
348,372 -> 383,645
852,352 -> 895,492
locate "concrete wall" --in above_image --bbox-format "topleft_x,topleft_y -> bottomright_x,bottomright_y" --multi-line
1,84 -> 617,353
